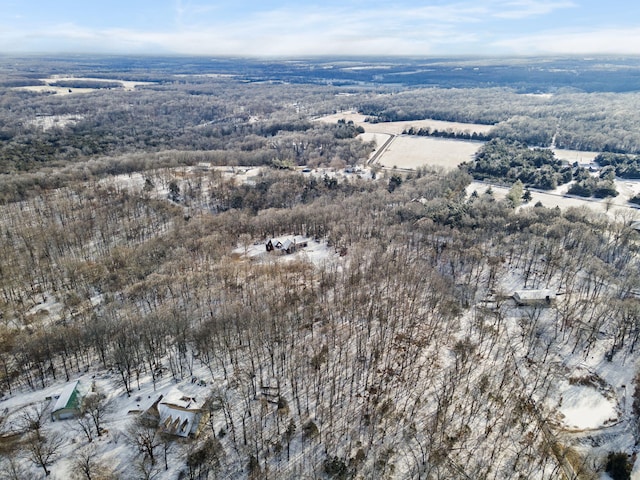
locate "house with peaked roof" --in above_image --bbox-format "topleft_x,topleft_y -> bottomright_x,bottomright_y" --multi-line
154,389 -> 208,438
266,236 -> 310,255
51,380 -> 82,421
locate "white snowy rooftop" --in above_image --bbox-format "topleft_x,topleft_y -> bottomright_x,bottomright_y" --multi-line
52,380 -> 80,412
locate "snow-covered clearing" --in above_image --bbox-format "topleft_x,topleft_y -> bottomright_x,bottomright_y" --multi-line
375,135 -> 482,170
234,235 -> 336,268
317,111 -> 493,135
554,381 -> 618,430
25,114 -> 84,131
15,85 -> 95,95
13,76 -> 153,95
552,148 -> 600,165
0,366 -> 214,479
43,76 -> 154,91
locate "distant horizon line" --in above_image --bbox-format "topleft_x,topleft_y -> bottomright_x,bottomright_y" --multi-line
2,52 -> 640,61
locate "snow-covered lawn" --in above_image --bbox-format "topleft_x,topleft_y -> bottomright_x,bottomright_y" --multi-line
553,381 -> 619,430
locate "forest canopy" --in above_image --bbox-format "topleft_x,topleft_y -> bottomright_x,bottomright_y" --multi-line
2,56 -> 640,479
461,138 -> 571,190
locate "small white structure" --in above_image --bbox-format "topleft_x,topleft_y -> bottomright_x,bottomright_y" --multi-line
157,389 -> 207,438
51,380 -> 82,421
513,289 -> 556,306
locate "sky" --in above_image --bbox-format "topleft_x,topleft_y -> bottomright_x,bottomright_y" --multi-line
1,0 -> 639,57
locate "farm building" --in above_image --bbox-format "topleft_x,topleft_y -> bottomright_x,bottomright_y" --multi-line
51,380 -> 82,421
152,389 -> 208,438
513,289 -> 556,306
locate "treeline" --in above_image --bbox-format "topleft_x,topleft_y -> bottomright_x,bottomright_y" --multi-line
595,152 -> 640,179
49,80 -> 123,89
464,139 -> 623,198
402,125 -> 491,141
462,138 -> 572,190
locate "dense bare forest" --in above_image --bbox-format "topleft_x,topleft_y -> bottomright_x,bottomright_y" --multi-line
1,56 -> 640,479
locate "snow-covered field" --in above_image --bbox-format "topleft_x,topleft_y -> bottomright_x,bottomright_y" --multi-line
552,148 -> 600,165
14,76 -> 153,95
317,111 -> 494,135
375,135 -> 482,170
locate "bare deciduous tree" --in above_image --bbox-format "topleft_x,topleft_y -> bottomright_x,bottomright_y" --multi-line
23,429 -> 64,477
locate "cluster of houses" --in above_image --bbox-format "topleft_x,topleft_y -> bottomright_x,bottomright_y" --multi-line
50,381 -> 208,439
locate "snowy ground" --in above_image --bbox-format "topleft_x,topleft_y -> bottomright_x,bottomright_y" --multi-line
317,111 -> 493,135
555,382 -> 617,430
13,76 -> 153,96
467,181 -> 640,220
25,114 -> 84,131
233,235 -> 336,268
0,354 -> 219,478
374,135 -> 482,170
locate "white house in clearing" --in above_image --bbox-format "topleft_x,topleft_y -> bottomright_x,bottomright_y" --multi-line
513,289 -> 556,306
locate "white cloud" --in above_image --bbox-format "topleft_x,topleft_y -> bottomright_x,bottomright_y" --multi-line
492,27 -> 640,55
0,0 -> 633,57
492,0 -> 576,19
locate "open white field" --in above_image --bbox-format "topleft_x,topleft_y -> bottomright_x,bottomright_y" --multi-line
15,85 -> 95,95
14,76 -> 153,95
552,148 -> 600,164
44,76 -> 153,91
318,111 -> 494,136
377,135 -> 482,170
359,132 -> 392,146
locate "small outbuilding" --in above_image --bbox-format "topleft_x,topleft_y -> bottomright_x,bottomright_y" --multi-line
51,380 -> 82,421
513,289 -> 556,306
